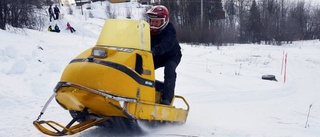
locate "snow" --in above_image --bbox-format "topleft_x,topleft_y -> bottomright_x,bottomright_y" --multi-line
1,1 -> 320,137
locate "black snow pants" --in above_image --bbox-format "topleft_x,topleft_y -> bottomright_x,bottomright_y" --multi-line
49,13 -> 55,22
154,55 -> 181,104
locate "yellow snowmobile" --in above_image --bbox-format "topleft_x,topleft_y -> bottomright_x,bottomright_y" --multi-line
33,19 -> 189,136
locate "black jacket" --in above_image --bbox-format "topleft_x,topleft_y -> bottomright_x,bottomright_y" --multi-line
151,22 -> 181,62
48,7 -> 53,14
54,7 -> 60,13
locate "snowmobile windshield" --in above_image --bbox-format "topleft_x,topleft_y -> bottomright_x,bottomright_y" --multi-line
96,19 -> 151,51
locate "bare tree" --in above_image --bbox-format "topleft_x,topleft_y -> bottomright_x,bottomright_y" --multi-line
223,0 -> 238,43
0,0 -> 7,29
248,0 -> 262,44
105,2 -> 116,19
287,1 -> 307,41
260,0 -> 281,44
0,0 -> 46,30
312,7 -> 320,40
237,0 -> 251,43
126,7 -> 132,19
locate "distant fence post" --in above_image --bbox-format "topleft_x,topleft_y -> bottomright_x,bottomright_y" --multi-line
281,50 -> 284,75
284,53 -> 288,83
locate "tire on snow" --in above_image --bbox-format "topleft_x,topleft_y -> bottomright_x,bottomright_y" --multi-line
69,110 -> 144,134
261,74 -> 277,81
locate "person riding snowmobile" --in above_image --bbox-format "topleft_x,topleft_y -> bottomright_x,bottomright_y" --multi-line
147,5 -> 182,105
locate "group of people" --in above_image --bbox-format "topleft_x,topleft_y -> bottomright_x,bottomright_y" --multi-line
48,22 -> 76,33
48,5 -> 60,22
48,24 -> 60,33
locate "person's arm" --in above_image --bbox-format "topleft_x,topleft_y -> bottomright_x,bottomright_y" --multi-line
152,26 -> 177,56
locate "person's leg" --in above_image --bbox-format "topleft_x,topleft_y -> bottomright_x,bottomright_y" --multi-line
153,57 -> 165,70
161,60 -> 179,105
55,13 -> 59,20
52,14 -> 56,20
155,80 -> 164,92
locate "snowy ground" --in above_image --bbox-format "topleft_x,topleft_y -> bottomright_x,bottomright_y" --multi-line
1,1 -> 320,137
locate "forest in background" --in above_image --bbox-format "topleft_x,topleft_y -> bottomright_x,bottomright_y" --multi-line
159,0 -> 320,45
1,0 -> 320,45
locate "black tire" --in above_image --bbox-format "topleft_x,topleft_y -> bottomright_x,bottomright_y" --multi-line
69,110 -> 89,123
69,110 -> 112,128
69,111 -> 143,133
262,74 -> 277,81
107,117 -> 143,132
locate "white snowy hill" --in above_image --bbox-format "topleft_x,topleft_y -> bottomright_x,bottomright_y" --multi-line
0,1 -> 320,137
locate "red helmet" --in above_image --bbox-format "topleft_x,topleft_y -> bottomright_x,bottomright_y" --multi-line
146,5 -> 169,35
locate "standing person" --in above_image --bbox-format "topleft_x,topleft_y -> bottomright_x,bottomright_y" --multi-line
67,22 -> 76,33
54,5 -> 60,20
48,5 -> 55,22
146,5 -> 182,105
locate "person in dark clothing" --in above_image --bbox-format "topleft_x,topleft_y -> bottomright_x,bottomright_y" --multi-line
147,5 -> 182,105
48,5 -> 55,22
54,24 -> 60,33
53,5 -> 60,20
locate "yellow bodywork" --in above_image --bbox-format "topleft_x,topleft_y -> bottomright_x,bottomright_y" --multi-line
34,19 -> 189,136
